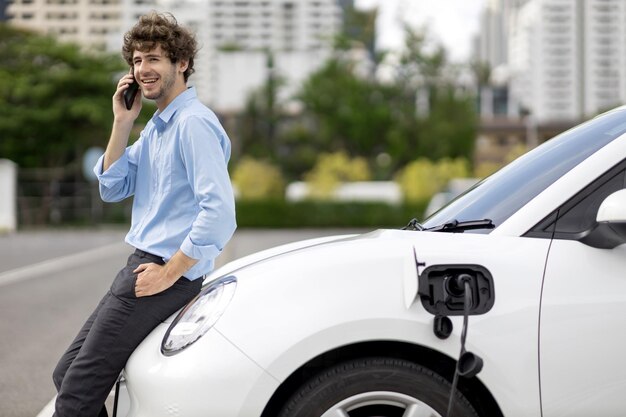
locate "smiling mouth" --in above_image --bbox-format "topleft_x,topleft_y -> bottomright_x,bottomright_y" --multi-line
141,78 -> 158,86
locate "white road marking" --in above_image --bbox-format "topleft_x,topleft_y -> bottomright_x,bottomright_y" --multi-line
37,390 -> 119,417
35,397 -> 55,417
23,241 -> 133,417
0,241 -> 129,287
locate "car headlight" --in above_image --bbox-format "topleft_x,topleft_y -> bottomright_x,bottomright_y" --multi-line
161,275 -> 237,356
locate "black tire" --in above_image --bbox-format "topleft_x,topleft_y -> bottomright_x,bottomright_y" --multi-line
277,357 -> 478,417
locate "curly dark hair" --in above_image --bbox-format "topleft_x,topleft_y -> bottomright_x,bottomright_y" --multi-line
122,12 -> 197,82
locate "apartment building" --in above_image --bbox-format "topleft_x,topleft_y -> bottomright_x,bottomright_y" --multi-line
6,0 -> 347,111
204,0 -> 342,52
581,0 -> 626,117
508,0 -> 626,122
6,0 -> 146,51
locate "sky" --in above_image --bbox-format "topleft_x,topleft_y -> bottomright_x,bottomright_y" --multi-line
354,0 -> 485,62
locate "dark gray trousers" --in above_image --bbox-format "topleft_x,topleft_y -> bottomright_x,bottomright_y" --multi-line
52,249 -> 202,417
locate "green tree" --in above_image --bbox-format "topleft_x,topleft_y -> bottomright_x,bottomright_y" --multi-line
395,25 -> 448,89
295,24 -> 476,172
297,57 -> 399,160
237,50 -> 286,161
336,5 -> 379,67
0,24 -> 124,169
414,87 -> 477,160
393,25 -> 477,162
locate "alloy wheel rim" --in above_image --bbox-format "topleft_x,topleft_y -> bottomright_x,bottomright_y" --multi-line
320,391 -> 443,417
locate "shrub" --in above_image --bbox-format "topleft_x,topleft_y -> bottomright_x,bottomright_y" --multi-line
235,200 -> 427,228
232,157 -> 286,200
304,151 -> 371,199
395,157 -> 470,202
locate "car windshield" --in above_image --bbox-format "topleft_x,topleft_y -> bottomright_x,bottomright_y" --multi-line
421,108 -> 626,232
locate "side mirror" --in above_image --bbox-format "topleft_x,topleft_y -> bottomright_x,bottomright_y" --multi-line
581,189 -> 626,249
597,189 -> 626,223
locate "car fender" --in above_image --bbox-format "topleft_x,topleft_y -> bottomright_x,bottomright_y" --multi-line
213,231 -> 550,416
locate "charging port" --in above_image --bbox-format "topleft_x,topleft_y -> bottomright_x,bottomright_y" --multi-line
417,264 -> 495,316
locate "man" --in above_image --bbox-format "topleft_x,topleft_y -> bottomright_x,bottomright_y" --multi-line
52,12 -> 236,417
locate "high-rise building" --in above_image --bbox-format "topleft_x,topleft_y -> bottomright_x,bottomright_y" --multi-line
478,0 -> 509,70
475,0 -> 514,119
580,0 -> 625,117
5,0 -> 154,52
508,0 -> 626,122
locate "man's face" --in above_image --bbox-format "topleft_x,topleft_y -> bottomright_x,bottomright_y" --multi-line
132,45 -> 184,105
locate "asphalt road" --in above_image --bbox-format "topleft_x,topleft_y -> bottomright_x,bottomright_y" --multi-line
0,227 -> 367,417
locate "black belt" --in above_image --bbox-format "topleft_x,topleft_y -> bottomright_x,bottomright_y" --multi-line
133,248 -> 165,265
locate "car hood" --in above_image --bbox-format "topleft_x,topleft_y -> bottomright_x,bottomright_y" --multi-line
204,230 -> 379,283
161,231 -> 381,324
204,229 -> 424,312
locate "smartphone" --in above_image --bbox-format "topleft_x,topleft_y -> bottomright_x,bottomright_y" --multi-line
123,76 -> 140,110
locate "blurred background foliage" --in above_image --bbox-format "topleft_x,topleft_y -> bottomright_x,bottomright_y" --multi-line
0,25 -> 155,170
304,152 -> 371,200
231,157 -> 286,201
396,158 -> 470,203
237,25 -> 478,181
1,18 -> 489,228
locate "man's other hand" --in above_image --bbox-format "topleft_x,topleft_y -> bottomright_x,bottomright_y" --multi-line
133,263 -> 176,297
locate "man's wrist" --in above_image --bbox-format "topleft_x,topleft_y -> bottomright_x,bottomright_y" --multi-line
163,250 -> 198,281
162,263 -> 185,282
112,118 -> 134,132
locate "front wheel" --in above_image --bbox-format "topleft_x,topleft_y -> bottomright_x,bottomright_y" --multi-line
278,357 -> 478,417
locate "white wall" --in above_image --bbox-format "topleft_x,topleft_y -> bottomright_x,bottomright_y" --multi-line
0,160 -> 17,233
213,52 -> 268,113
286,181 -> 403,205
212,50 -> 332,113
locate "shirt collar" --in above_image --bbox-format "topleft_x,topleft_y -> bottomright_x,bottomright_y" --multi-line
152,87 -> 197,131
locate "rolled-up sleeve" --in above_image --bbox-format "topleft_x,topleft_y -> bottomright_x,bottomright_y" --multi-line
179,116 -> 237,262
93,141 -> 141,203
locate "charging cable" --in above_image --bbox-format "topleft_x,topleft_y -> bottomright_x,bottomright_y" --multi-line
445,276 -> 483,417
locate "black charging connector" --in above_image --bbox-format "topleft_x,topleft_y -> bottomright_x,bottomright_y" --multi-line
446,273 -> 473,298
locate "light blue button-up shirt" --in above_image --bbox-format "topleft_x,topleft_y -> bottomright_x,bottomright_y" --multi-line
94,87 -> 236,280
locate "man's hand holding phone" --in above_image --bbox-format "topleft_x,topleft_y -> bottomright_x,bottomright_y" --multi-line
124,75 -> 140,110
113,68 -> 141,120
105,69 -> 142,170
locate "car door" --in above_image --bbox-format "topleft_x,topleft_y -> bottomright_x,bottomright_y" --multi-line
532,161 -> 626,416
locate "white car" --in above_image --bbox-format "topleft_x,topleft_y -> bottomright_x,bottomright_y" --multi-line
118,106 -> 626,417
